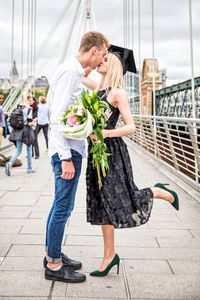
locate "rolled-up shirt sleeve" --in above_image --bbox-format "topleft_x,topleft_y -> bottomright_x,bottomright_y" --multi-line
50,69 -> 80,160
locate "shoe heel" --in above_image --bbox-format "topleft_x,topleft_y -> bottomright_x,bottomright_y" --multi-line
117,263 -> 119,274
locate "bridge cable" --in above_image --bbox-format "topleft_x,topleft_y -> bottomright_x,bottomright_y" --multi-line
21,0 -> 25,78
138,0 -> 141,114
59,0 -> 81,63
189,0 -> 195,118
36,0 -> 72,60
27,0 -> 30,77
11,0 -> 15,83
151,0 -> 156,116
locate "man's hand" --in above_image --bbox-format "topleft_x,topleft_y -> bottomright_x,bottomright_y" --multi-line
61,161 -> 75,180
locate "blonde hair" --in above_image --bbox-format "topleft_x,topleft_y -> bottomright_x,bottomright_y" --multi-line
98,53 -> 124,92
22,92 -> 32,106
79,31 -> 109,53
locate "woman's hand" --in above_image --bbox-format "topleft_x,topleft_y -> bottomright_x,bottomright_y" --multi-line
105,109 -> 112,121
89,129 -> 109,141
83,67 -> 92,77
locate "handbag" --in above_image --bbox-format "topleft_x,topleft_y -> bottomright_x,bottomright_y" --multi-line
21,125 -> 35,146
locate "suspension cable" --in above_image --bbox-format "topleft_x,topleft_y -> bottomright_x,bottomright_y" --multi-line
27,0 -> 30,77
30,0 -> 34,76
33,0 -> 36,84
131,0 -> 134,50
91,0 -> 96,30
36,0 -> 72,59
21,0 -> 24,78
189,0 -> 195,118
138,0 -> 141,114
11,0 -> 15,79
59,0 -> 81,63
152,0 -> 156,116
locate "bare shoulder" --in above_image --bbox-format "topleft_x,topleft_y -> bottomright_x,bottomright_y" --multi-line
111,88 -> 128,107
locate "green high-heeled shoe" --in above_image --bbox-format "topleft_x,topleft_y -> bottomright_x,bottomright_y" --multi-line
154,183 -> 179,211
90,254 -> 120,277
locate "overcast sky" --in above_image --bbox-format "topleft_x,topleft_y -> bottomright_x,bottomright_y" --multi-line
0,0 -> 199,86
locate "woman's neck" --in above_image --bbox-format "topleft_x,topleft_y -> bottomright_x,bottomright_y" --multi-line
101,79 -> 110,90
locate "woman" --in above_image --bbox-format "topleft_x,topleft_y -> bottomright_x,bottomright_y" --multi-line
84,46 -> 179,277
33,95 -> 50,159
5,94 -> 35,176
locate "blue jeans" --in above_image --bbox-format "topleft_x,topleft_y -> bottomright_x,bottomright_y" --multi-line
45,150 -> 82,262
9,140 -> 32,169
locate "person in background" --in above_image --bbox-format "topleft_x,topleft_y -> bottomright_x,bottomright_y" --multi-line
0,94 -> 5,146
30,96 -> 38,157
5,93 -> 36,176
34,95 -> 50,159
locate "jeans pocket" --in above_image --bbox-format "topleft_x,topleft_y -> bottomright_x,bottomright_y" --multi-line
55,172 -> 62,179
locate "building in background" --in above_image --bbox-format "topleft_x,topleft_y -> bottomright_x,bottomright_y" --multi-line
10,60 -> 19,85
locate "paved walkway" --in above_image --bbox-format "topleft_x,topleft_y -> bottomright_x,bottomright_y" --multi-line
0,136 -> 200,300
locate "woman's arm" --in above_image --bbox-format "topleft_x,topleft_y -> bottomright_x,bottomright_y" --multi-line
103,89 -> 135,138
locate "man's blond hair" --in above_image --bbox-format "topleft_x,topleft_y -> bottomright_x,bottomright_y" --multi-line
79,31 -> 109,52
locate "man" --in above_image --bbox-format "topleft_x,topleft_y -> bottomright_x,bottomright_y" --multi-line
0,94 -> 5,146
45,31 -> 109,283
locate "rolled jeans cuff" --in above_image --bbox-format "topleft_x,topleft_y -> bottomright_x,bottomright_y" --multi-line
46,254 -> 62,263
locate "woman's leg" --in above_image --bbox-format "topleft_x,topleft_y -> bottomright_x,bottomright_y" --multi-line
152,187 -> 174,203
26,144 -> 33,170
9,141 -> 23,167
99,224 -> 115,271
43,124 -> 49,149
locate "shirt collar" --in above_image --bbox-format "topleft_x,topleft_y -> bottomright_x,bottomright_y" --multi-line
72,56 -> 85,77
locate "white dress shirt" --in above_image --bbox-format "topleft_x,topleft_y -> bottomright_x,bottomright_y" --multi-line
37,104 -> 50,125
48,56 -> 86,160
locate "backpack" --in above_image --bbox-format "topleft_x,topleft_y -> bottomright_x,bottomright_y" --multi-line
9,105 -> 24,129
0,107 -> 3,123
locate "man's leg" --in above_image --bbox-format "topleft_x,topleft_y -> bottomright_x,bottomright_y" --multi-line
44,151 -> 86,282
46,150 -> 82,262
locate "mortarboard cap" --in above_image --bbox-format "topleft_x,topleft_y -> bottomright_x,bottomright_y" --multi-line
108,44 -> 137,75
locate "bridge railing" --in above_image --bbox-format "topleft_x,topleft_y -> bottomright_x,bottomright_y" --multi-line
128,115 -> 200,192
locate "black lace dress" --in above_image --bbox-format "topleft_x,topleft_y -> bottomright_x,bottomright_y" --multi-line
86,89 -> 154,229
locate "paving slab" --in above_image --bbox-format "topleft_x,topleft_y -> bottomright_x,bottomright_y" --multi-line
0,271 -> 51,297
0,233 -> 44,245
127,274 -> 200,299
65,275 -> 127,299
124,259 -> 172,274
169,260 -> 200,275
0,244 -> 12,256
0,191 -> 40,206
65,234 -> 159,248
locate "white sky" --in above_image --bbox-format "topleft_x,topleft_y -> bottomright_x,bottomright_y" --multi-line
0,0 -> 199,86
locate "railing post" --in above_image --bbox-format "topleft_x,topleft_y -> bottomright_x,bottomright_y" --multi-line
188,121 -> 200,183
163,120 -> 179,170
149,119 -> 160,158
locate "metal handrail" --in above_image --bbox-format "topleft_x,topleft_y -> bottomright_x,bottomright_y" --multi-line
126,115 -> 200,191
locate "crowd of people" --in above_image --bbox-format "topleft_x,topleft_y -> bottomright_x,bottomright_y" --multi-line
0,92 -> 50,176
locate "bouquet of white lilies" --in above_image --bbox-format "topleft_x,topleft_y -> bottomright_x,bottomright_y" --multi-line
60,91 -> 111,189
60,103 -> 93,140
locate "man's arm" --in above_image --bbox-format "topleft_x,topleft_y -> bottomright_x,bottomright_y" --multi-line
50,70 -> 80,160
